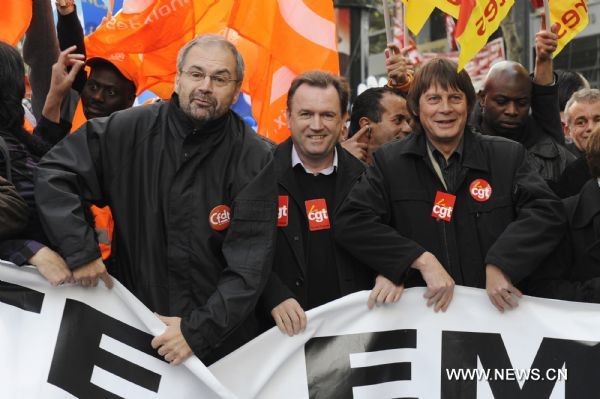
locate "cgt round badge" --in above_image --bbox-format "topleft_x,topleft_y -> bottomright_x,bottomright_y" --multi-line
469,179 -> 493,202
209,204 -> 231,231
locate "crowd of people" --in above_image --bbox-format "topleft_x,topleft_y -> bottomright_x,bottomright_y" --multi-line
1,0 -> 599,367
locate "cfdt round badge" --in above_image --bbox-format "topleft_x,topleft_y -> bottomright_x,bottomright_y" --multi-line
209,205 -> 231,231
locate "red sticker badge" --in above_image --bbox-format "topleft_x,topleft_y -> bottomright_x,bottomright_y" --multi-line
278,196 -> 289,227
432,191 -> 457,222
469,179 -> 493,202
209,205 -> 231,231
305,199 -> 330,231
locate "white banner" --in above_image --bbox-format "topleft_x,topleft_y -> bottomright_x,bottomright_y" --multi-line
2,260 -> 600,398
0,260 -> 234,399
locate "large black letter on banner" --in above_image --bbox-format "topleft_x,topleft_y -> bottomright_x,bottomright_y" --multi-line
47,299 -> 166,398
305,329 -> 416,399
441,331 -> 600,399
0,280 -> 44,313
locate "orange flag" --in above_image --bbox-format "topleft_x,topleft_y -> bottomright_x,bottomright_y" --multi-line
455,0 -> 514,71
228,0 -> 339,143
0,1 -> 32,45
85,0 -> 232,98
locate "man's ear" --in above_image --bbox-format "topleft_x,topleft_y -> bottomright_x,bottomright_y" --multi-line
478,89 -> 486,108
359,117 -> 371,129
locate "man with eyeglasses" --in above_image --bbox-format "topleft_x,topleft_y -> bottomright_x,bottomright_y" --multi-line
35,35 -> 277,365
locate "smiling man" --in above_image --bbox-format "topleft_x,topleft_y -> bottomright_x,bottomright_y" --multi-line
335,58 -> 565,314
258,71 -> 403,336
35,35 -> 277,365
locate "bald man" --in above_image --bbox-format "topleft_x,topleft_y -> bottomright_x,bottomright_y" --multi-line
477,26 -> 574,183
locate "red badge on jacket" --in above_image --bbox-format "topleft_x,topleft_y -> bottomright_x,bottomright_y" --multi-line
305,199 -> 330,231
432,191 -> 456,222
278,196 -> 289,227
469,179 -> 493,202
209,205 -> 231,231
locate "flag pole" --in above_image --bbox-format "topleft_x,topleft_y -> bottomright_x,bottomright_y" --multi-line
382,0 -> 393,46
543,0 -> 551,31
403,1 -> 409,48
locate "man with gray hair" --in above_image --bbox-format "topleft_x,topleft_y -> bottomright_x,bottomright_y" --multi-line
564,88 -> 600,158
35,34 -> 277,365
555,88 -> 600,197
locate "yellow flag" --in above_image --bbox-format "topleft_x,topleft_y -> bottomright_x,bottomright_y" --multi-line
402,0 -> 460,35
455,0 -> 515,71
550,0 -> 588,56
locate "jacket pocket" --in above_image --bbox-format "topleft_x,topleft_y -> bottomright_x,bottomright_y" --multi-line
469,195 -> 515,252
390,189 -> 434,240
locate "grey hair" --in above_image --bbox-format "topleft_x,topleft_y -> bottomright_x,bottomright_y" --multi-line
564,88 -> 600,125
176,34 -> 245,82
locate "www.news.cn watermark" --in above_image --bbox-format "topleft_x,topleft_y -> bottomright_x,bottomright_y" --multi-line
446,368 -> 568,382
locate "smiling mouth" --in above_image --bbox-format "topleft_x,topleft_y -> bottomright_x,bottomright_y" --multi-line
435,120 -> 456,126
308,135 -> 326,140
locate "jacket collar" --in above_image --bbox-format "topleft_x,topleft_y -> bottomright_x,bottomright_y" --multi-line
274,137 -> 365,211
399,127 -> 489,173
570,179 -> 600,229
168,93 -> 230,139
528,135 -> 560,159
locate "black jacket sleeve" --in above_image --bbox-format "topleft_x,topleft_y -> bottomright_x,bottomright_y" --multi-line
530,80 -> 565,146
34,118 -> 113,269
57,8 -> 87,93
524,233 -> 600,303
485,146 -> 567,283
180,157 -> 277,357
33,116 -> 72,147
259,273 -> 298,314
334,152 -> 425,284
0,176 -> 28,241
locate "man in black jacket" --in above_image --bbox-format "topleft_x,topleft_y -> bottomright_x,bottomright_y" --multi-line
261,71 -> 403,336
35,35 -> 277,365
336,58 -> 566,313
525,128 -> 600,302
475,24 -> 574,183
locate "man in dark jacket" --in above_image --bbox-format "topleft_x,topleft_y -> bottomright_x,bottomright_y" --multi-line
0,41 -> 73,287
554,90 -> 600,197
475,24 -> 574,183
336,58 -> 566,313
35,35 -> 277,365
525,128 -> 600,302
261,71 -> 402,336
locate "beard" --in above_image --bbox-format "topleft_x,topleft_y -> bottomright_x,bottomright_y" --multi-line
182,93 -> 221,125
